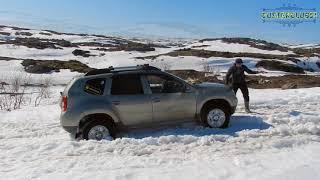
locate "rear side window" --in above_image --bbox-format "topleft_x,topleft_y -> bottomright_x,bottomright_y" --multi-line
84,78 -> 106,95
111,74 -> 143,95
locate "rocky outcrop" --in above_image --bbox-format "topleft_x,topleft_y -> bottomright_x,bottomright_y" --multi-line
39,32 -> 52,36
0,37 -> 77,49
72,49 -> 94,57
137,48 -> 299,60
15,32 -> 33,36
21,59 -> 93,74
0,31 -> 10,36
117,42 -> 155,52
255,60 -> 304,73
292,47 -> 320,57
246,75 -> 320,89
168,70 -> 320,89
199,37 -> 320,57
87,42 -> 157,52
199,38 -> 290,52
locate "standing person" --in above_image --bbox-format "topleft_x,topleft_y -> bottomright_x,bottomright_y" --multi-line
225,58 -> 259,113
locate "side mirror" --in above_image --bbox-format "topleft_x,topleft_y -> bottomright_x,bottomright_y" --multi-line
183,85 -> 192,93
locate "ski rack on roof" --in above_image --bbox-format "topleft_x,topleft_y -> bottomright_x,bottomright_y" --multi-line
85,64 -> 160,76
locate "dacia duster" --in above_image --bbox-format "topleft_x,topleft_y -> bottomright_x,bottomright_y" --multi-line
60,65 -> 237,140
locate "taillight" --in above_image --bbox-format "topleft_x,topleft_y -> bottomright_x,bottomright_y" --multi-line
61,96 -> 68,112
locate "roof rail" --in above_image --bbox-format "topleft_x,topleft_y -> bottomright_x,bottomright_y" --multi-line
138,64 -> 161,71
85,64 -> 160,76
85,66 -> 114,76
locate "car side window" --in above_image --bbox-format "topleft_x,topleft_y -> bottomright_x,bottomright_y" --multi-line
84,78 -> 106,95
111,74 -> 144,95
146,74 -> 185,93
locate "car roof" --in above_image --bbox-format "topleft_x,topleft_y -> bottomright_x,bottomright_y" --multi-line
85,64 -> 161,76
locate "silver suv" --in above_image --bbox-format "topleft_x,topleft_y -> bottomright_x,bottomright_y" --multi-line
60,65 -> 237,140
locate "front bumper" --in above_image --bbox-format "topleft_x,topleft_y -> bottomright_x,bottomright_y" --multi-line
62,126 -> 77,134
231,105 -> 237,114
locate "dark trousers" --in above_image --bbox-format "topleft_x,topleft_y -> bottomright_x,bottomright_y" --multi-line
232,83 -> 249,102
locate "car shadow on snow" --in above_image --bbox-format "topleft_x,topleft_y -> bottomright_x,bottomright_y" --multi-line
124,115 -> 273,139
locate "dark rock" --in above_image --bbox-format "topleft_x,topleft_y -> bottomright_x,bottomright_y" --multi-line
74,42 -> 116,48
166,70 -> 320,89
9,26 -> 30,31
316,61 -> 320,69
0,56 -> 19,61
90,42 -> 156,52
15,31 -> 33,36
191,45 -> 210,48
92,48 -> 111,51
119,42 -> 155,52
256,60 -> 304,73
287,57 -> 301,63
57,39 -> 74,47
39,32 -> 52,36
137,48 -> 300,61
72,49 -> 93,57
292,48 -> 320,57
25,64 -> 55,74
21,59 -> 94,74
0,31 -> 10,36
200,37 -> 290,52
12,37 -> 57,49
0,37 -> 77,49
0,25 -> 30,31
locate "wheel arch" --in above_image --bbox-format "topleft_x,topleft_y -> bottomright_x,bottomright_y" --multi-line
200,99 -> 232,116
79,113 -> 116,131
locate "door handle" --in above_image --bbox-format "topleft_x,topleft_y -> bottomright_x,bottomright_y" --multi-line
152,97 -> 160,103
112,101 -> 120,105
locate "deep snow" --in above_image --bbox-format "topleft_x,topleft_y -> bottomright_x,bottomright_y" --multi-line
1,87 -> 320,180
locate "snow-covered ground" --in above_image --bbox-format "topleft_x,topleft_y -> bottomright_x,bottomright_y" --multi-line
1,87 -> 320,180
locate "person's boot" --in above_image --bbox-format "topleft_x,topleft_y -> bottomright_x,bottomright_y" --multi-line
244,101 -> 251,113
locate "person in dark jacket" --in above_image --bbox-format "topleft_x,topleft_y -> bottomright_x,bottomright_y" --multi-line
225,58 -> 259,113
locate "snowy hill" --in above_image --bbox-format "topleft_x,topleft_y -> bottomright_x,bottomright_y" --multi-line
0,25 -> 319,88
0,25 -> 319,81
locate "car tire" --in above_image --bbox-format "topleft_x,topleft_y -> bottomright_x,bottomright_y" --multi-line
201,104 -> 230,128
81,119 -> 116,141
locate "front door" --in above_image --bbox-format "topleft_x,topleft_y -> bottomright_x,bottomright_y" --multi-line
144,74 -> 196,123
108,74 -> 152,126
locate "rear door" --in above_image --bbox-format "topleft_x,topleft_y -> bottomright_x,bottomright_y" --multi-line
144,73 -> 197,123
107,74 -> 152,126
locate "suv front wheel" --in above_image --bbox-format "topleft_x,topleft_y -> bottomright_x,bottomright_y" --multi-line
202,105 -> 230,128
81,120 -> 116,141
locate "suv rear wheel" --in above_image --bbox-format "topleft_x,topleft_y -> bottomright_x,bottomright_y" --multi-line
201,104 -> 230,128
82,120 -> 116,141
